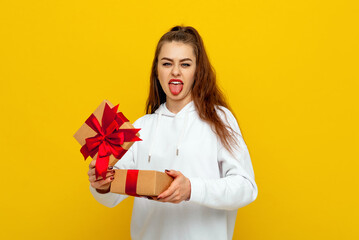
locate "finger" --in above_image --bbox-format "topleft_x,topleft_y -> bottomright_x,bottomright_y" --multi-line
88,168 -> 114,178
157,183 -> 177,199
91,176 -> 114,189
88,167 -> 96,177
88,159 -> 113,170
165,169 -> 180,178
146,196 -> 157,200
94,171 -> 115,181
89,170 -> 115,182
158,189 -> 180,203
157,173 -> 183,199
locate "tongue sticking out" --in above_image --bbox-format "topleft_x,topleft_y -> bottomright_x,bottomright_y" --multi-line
169,83 -> 183,95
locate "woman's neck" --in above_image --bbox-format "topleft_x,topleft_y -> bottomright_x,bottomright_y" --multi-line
165,96 -> 192,114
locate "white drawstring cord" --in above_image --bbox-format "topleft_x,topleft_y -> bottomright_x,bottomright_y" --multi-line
148,112 -> 162,163
176,110 -> 189,156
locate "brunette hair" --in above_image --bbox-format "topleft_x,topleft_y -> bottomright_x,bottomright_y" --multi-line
146,25 -> 239,154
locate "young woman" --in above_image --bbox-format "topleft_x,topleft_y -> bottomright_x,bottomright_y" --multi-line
88,25 -> 258,240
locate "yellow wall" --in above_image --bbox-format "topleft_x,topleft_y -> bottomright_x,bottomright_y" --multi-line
1,0 -> 358,239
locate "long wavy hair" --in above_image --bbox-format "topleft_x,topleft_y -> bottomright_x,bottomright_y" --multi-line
146,25 -> 239,154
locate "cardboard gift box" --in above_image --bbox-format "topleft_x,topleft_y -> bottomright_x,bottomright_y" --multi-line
73,100 -> 141,179
110,169 -> 173,197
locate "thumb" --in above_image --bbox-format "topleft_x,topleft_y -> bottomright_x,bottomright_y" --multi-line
165,169 -> 180,178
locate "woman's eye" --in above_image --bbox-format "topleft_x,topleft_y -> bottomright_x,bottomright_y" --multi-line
162,63 -> 190,67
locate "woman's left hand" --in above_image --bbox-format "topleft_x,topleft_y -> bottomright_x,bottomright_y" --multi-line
156,170 -> 191,204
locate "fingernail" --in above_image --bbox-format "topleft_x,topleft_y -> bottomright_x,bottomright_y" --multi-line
110,177 -> 114,180
108,166 -> 113,170
112,170 -> 115,174
165,169 -> 169,172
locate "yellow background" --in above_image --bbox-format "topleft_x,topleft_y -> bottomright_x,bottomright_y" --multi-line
1,0 -> 358,239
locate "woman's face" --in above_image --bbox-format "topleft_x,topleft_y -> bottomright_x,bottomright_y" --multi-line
157,41 -> 196,106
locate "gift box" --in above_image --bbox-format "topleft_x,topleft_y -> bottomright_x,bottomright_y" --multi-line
110,169 -> 173,197
74,100 -> 141,179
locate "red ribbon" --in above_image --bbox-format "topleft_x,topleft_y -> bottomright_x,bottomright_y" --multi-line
125,170 -> 140,197
80,103 -> 141,179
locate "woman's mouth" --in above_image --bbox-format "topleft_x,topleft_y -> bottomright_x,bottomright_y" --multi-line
169,79 -> 183,95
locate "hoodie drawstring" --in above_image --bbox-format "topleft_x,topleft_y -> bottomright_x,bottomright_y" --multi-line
148,112 -> 162,163
176,110 -> 189,156
148,102 -> 192,163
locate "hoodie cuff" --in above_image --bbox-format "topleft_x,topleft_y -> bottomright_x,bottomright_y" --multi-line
89,185 -> 117,199
187,177 -> 205,204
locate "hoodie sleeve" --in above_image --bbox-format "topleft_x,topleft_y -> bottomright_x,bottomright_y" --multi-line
89,119 -> 140,208
188,107 -> 258,210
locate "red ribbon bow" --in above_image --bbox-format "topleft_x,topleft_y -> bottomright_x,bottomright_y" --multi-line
80,103 -> 141,179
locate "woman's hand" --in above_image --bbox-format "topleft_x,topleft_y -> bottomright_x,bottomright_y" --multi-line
156,170 -> 191,203
88,160 -> 115,193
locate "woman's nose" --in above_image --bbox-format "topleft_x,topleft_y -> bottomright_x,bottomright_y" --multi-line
171,64 -> 180,76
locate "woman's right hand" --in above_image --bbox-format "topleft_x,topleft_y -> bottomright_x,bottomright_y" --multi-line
88,160 -> 115,193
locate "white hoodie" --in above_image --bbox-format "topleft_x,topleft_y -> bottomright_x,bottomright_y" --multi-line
90,101 -> 258,240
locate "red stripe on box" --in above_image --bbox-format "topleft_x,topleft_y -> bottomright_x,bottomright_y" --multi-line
125,170 -> 140,197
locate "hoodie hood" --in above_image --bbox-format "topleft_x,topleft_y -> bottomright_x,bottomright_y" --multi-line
154,100 -> 196,117
148,101 -> 196,162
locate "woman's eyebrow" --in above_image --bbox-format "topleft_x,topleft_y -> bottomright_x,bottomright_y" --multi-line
160,57 -> 193,62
